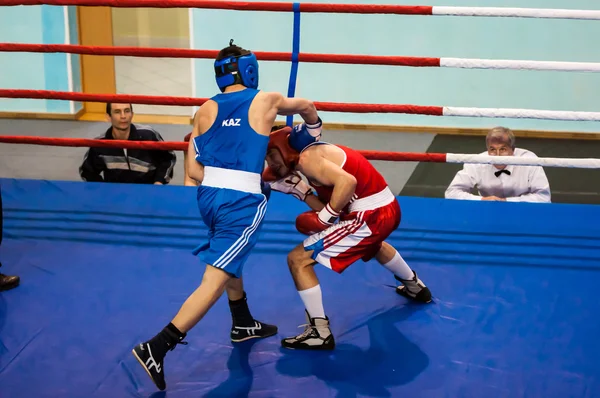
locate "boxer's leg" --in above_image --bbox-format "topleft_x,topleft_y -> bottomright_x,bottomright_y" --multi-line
376,242 -> 432,303
282,243 -> 334,350
171,264 -> 232,332
132,264 -> 230,391
282,217 -> 370,351
132,189 -> 275,391
376,241 -> 415,280
287,243 -> 323,316
226,277 -> 278,342
226,277 -> 245,301
209,192 -> 276,343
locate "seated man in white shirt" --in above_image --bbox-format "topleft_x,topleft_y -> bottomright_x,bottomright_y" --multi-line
445,126 -> 551,203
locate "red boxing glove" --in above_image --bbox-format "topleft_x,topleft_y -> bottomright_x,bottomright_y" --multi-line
262,166 -> 278,182
295,204 -> 340,235
296,211 -> 327,235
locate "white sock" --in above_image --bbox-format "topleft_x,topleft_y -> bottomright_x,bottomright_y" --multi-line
380,251 -> 414,280
298,285 -> 326,318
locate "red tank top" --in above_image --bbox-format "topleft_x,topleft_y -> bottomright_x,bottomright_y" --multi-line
304,143 -> 389,212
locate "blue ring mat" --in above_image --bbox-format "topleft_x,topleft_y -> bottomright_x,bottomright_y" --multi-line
0,178 -> 599,397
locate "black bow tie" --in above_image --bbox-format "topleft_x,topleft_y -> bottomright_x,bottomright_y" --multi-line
495,169 -> 511,177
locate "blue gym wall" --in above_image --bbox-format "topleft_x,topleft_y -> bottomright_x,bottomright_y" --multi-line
0,2 -> 598,133
0,5 -> 82,114
191,0 -> 600,133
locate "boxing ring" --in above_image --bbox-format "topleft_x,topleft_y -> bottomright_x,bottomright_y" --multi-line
1,1 -> 600,397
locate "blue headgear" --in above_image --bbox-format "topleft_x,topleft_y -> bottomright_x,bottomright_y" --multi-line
214,51 -> 259,93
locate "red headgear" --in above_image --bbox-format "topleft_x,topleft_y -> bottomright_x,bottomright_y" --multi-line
262,126 -> 300,182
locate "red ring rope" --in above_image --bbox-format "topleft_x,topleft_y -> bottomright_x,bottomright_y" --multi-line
4,89 -> 600,121
0,135 -> 446,162
4,43 -> 600,73
2,0 -> 433,14
5,1 -> 600,21
0,43 -> 441,67
0,89 -> 445,116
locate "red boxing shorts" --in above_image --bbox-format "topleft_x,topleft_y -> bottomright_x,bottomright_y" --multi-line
303,187 -> 400,273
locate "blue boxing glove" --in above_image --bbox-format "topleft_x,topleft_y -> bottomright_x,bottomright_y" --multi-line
289,117 -> 322,152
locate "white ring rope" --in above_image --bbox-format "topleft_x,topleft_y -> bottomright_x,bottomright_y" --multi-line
432,6 -> 600,20
443,107 -> 600,122
446,154 -> 600,169
440,58 -> 600,73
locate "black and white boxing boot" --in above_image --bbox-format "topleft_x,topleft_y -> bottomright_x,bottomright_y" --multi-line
229,292 -> 278,342
395,271 -> 432,303
132,323 -> 187,391
231,320 -> 278,343
281,310 -> 335,350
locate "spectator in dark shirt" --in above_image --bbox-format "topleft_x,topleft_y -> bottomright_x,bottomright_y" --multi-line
79,103 -> 176,185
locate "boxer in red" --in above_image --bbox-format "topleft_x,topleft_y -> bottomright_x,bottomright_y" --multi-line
263,126 -> 432,350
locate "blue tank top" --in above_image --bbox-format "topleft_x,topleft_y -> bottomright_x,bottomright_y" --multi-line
193,89 -> 269,175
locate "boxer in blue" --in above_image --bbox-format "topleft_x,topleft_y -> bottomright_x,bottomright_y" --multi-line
132,40 -> 323,391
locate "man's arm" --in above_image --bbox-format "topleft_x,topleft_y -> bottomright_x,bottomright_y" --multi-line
271,93 -> 319,124
183,150 -> 199,186
506,166 -> 551,203
186,138 -> 204,184
186,112 -> 205,184
297,150 -> 356,213
181,131 -> 199,186
292,149 -> 356,231
305,194 -> 325,211
79,148 -> 104,182
445,165 -> 482,201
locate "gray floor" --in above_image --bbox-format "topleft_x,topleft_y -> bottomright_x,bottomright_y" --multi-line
0,119 -> 435,193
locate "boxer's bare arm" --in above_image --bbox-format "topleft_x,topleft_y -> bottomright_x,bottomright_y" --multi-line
195,100 -> 218,134
305,194 -> 325,211
271,93 -> 319,124
249,91 -> 319,136
186,104 -> 216,183
186,137 -> 203,184
183,150 -> 199,187
297,150 -> 356,212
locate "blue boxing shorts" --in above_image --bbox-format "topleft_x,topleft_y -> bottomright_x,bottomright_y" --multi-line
192,185 -> 268,278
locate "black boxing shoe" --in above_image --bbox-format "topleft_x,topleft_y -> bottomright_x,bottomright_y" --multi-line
231,320 -> 278,343
132,341 -> 167,391
0,273 -> 20,291
395,271 -> 432,303
132,323 -> 187,391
